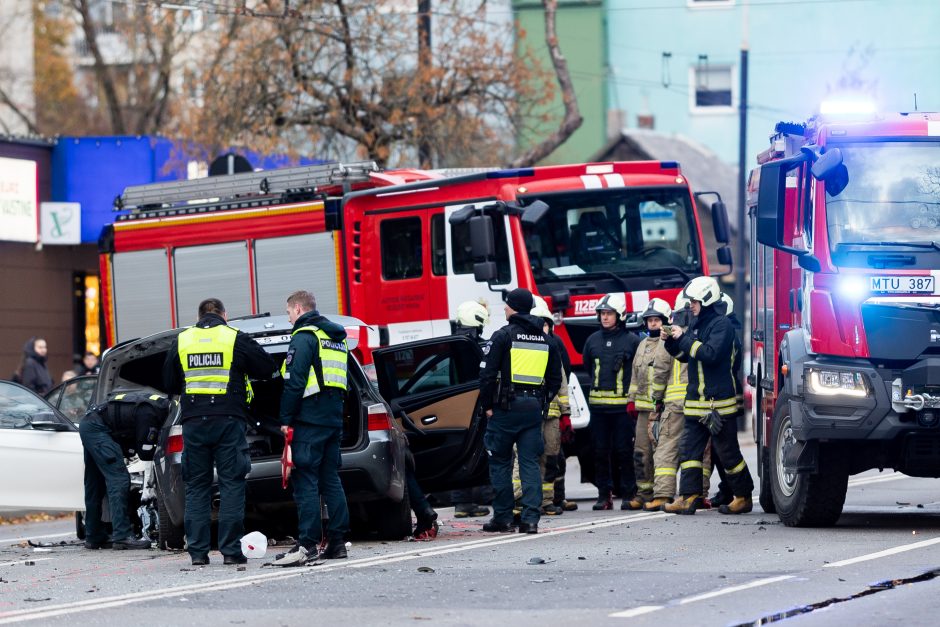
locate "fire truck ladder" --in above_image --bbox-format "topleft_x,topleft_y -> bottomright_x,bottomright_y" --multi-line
115,160 -> 379,211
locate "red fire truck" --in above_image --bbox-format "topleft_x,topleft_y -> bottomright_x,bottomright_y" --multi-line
100,159 -> 732,376
750,110 -> 940,526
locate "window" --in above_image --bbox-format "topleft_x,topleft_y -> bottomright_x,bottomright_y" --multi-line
690,65 -> 734,111
0,382 -> 62,429
431,214 -> 446,276
379,340 -> 480,399
381,217 -> 423,280
452,214 -> 512,283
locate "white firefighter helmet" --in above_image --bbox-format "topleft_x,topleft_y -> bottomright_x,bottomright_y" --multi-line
455,300 -> 489,328
719,292 -> 734,316
641,298 -> 672,322
531,295 -> 553,323
681,276 -> 722,307
674,291 -> 691,311
595,293 -> 627,320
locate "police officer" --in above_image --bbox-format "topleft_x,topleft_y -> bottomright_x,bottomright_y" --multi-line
581,293 -> 641,510
79,391 -> 169,550
274,290 -> 351,565
163,298 -> 276,566
624,298 -> 673,510
480,288 -> 562,534
450,300 -> 492,519
663,277 -> 754,515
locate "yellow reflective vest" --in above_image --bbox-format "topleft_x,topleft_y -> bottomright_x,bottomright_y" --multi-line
281,325 -> 348,397
178,325 -> 237,395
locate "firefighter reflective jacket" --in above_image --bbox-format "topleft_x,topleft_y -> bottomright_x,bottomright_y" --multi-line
479,313 -> 562,417
546,332 -> 571,419
581,326 -> 640,408
625,333 -> 672,411
664,305 -> 737,417
663,359 -> 689,413
163,313 -> 276,422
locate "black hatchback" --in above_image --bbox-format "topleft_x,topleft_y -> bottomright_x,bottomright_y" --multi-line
95,314 -> 489,548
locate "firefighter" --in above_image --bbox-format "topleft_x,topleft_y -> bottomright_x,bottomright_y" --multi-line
480,288 -> 562,534
163,297 -> 276,566
623,298 -> 673,510
450,300 -> 492,519
663,277 -> 754,515
581,293 -> 641,510
274,290 -> 352,565
511,296 -> 570,516
645,293 -> 692,511
79,391 -> 170,550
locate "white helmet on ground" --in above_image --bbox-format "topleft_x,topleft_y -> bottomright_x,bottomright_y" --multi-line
681,276 -> 722,308
595,293 -> 627,320
641,298 -> 672,322
531,295 -> 553,323
456,300 -> 489,328
719,292 -> 734,316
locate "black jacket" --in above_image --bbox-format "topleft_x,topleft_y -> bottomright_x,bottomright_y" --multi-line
163,314 -> 276,422
279,310 -> 348,429
665,305 -> 736,402
479,313 -> 562,414
581,325 -> 640,409
16,340 -> 53,395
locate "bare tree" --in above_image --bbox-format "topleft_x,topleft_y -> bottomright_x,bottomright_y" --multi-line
174,0 -> 579,168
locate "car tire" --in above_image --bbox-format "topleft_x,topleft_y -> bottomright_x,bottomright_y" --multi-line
770,392 -> 848,527
372,481 -> 412,541
157,497 -> 186,550
75,511 -> 85,540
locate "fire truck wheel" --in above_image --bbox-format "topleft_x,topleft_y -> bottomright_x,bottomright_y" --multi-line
771,392 -> 848,527
758,447 -> 776,514
158,497 -> 186,550
371,480 -> 412,540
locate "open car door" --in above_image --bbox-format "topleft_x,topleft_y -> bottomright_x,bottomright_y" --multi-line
372,335 -> 488,492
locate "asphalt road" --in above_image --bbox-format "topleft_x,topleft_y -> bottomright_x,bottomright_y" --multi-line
3,438 -> 940,626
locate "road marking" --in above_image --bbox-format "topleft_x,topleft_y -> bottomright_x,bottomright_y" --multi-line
610,605 -> 664,618
0,511 -> 667,624
610,575 -> 794,619
0,532 -> 73,546
848,473 -> 906,487
0,558 -> 52,567
823,536 -> 940,569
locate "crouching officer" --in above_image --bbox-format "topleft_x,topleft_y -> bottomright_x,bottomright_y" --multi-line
80,391 -> 170,550
274,290 -> 351,566
663,277 -> 754,515
480,288 -> 562,534
163,298 -> 276,566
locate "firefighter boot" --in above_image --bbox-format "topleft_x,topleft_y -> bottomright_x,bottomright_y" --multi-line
719,496 -> 753,515
663,494 -> 702,515
643,497 -> 672,511
623,491 -> 651,510
592,492 -> 613,511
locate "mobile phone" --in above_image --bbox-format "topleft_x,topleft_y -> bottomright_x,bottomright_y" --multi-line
661,324 -> 673,335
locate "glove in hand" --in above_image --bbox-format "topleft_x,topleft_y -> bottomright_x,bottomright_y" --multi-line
626,402 -> 638,419
699,410 -> 723,436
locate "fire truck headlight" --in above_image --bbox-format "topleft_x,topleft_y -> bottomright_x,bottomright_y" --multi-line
836,276 -> 868,301
806,368 -> 870,398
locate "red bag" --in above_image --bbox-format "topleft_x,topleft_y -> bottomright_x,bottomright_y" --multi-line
281,427 -> 294,489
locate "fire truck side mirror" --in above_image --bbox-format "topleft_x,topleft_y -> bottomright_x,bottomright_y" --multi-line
469,215 -> 495,259
711,200 -> 731,244
717,246 -> 733,267
520,200 -> 550,226
756,154 -> 807,256
474,262 -> 498,283
811,147 -> 849,197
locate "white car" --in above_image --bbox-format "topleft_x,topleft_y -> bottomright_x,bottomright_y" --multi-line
0,380 -> 85,510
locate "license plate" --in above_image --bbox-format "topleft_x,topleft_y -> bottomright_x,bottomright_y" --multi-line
869,276 -> 935,294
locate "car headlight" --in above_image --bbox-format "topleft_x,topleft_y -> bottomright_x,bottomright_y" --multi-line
806,368 -> 869,397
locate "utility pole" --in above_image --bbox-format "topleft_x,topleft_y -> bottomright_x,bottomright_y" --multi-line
417,0 -> 433,168
735,0 -> 749,431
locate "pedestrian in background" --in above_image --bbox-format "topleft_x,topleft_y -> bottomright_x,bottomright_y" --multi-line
13,337 -> 53,395
163,297 -> 276,566
480,288 -> 561,535
274,290 -> 351,565
581,294 -> 640,511
78,351 -> 100,375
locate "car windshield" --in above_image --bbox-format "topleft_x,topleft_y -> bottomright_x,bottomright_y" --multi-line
827,141 -> 940,252
521,187 -> 701,283
0,381 -> 60,429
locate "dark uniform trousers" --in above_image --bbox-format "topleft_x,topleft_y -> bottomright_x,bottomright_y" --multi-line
182,416 -> 251,559
79,414 -> 133,543
678,411 -> 754,497
590,408 -> 637,498
485,397 -> 544,526
291,423 -> 350,550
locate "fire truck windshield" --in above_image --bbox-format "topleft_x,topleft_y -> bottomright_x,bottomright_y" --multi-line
827,141 -> 940,258
521,187 -> 701,288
